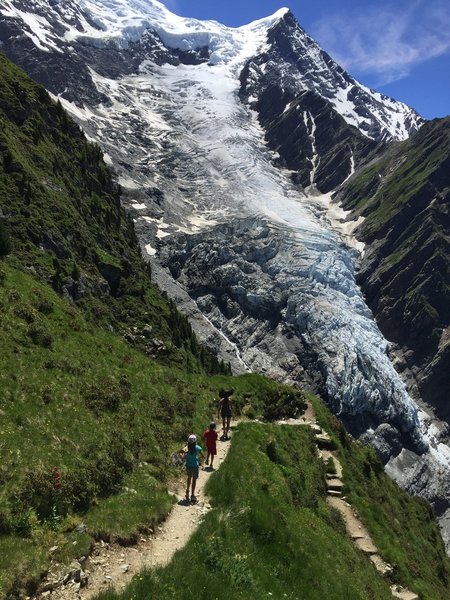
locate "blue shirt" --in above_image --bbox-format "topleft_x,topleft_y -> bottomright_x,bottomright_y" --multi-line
185,445 -> 202,468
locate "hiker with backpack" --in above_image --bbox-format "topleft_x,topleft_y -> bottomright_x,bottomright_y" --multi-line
218,389 -> 233,440
183,434 -> 204,503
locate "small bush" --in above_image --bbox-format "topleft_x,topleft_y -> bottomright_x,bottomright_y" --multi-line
18,467 -> 64,522
35,297 -> 54,315
27,322 -> 53,348
326,456 -> 337,474
262,387 -> 306,421
205,537 -> 256,589
42,386 -> 52,405
14,304 -> 37,323
84,377 -> 131,415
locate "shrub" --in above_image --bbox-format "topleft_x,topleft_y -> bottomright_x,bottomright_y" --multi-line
84,377 -> 131,415
205,537 -> 256,589
35,297 -> 54,315
14,303 -> 37,323
262,387 -> 306,421
27,322 -> 53,348
18,467 -> 64,522
326,456 -> 337,474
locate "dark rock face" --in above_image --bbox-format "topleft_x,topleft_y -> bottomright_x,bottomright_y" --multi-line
338,117 -> 450,424
262,88 -> 377,192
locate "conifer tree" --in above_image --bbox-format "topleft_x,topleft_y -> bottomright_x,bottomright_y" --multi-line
0,221 -> 11,258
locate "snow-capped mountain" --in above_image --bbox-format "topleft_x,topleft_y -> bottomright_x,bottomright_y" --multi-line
3,0 -> 450,545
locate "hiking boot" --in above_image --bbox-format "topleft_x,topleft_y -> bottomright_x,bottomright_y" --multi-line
191,495 -> 197,503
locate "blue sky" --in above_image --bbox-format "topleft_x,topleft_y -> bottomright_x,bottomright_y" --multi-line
162,0 -> 450,119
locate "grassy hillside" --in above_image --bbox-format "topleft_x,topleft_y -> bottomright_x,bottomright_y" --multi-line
96,418 -> 450,600
0,262 -> 303,597
312,397 -> 450,599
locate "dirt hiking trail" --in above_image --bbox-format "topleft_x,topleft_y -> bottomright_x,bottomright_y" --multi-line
35,410 -> 418,600
34,429 -> 235,600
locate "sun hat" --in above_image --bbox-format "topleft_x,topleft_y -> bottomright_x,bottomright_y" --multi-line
188,434 -> 197,443
210,421 -> 216,429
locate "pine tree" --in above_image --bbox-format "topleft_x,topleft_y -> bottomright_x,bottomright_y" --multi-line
0,221 -> 11,258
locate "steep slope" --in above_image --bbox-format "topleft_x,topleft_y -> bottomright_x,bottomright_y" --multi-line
338,118 -> 450,422
238,9 -> 422,192
0,0 -> 422,197
0,51 -> 227,373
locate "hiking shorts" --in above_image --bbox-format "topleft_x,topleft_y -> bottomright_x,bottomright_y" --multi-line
186,466 -> 199,479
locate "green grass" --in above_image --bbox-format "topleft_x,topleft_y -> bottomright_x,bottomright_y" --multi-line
0,536 -> 48,597
95,422 -> 396,600
343,119 -> 449,236
0,52 -> 229,375
92,410 -> 450,600
84,467 -> 175,544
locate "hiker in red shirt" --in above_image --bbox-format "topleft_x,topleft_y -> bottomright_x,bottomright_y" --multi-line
203,422 -> 218,469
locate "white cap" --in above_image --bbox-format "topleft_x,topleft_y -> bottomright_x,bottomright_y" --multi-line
188,434 -> 197,443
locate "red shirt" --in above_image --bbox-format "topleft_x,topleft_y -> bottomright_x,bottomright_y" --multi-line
203,429 -> 218,453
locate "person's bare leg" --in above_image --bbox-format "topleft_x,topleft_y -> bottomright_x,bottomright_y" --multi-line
226,417 -> 231,439
222,417 -> 226,438
191,477 -> 197,497
186,475 -> 191,500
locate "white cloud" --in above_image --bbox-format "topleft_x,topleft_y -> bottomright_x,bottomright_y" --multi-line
311,0 -> 450,85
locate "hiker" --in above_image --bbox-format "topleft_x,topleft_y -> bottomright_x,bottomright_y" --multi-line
218,389 -> 233,440
203,421 -> 218,468
183,434 -> 204,503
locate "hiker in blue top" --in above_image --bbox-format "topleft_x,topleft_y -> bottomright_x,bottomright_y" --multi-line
183,434 -> 204,503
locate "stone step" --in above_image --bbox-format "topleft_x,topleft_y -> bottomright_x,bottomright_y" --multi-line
327,489 -> 342,497
370,554 -> 393,576
326,478 -> 343,491
390,585 -> 419,600
325,472 -> 338,479
355,537 -> 378,554
316,434 -> 337,450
